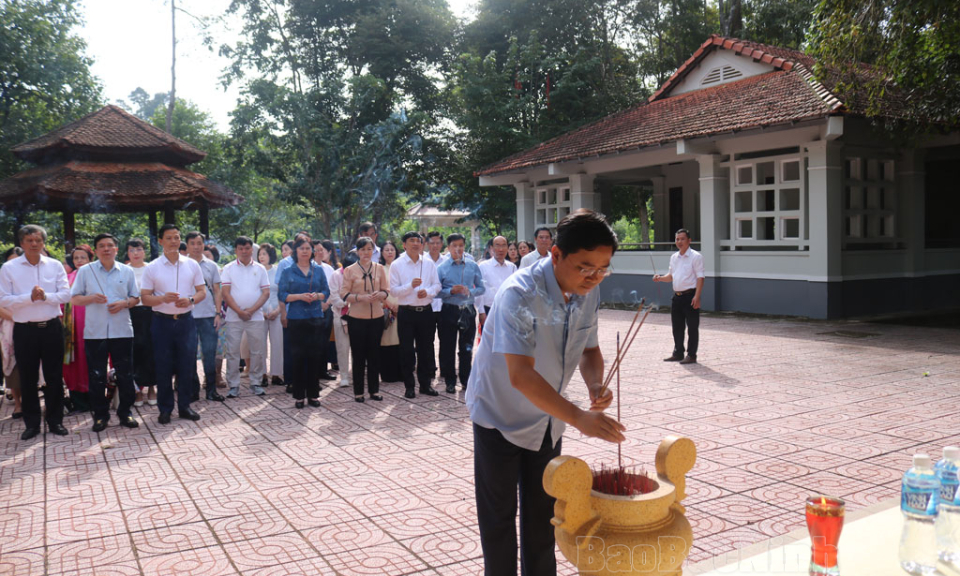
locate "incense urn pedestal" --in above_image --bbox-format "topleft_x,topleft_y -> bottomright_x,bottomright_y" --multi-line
543,436 -> 697,576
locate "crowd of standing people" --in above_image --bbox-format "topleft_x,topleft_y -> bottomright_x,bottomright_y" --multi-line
0,220 -> 559,439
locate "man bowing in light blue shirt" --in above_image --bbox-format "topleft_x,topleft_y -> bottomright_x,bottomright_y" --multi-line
466,209 -> 625,576
437,233 -> 485,394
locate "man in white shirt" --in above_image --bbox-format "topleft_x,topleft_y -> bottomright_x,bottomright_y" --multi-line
140,223 -> 207,424
654,228 -> 705,364
477,236 -> 516,329
389,231 -> 442,399
0,225 -> 72,440
221,236 -> 271,397
519,227 -> 553,269
186,231 -> 225,402
70,233 -> 142,432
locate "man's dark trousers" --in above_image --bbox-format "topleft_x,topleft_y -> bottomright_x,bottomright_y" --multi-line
85,337 -> 135,421
193,317 -> 218,395
671,290 -> 699,358
151,312 -> 197,414
14,319 -> 65,430
438,304 -> 476,386
398,306 -> 435,393
474,423 -> 560,576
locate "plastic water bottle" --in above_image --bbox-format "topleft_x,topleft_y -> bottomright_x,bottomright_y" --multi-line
900,454 -> 940,575
936,446 -> 960,568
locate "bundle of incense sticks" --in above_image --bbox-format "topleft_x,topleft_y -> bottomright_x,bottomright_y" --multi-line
597,300 -> 652,399
592,464 -> 656,496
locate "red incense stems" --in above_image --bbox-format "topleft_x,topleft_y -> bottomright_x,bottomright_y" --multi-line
592,464 -> 656,496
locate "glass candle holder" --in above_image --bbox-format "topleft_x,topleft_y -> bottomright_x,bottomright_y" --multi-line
805,495 -> 845,575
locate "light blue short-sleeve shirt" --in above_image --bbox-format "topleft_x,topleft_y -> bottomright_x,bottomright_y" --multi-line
70,261 -> 140,339
465,257 -> 600,451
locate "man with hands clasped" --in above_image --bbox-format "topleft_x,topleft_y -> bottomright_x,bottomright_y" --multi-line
466,209 -> 625,576
70,233 -> 141,432
221,236 -> 271,398
139,224 -> 207,424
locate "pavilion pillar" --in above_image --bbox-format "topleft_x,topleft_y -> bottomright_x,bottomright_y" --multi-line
148,211 -> 159,259
163,202 -> 175,225
63,210 -> 76,251
13,211 -> 25,246
199,199 -> 210,238
514,182 -> 534,243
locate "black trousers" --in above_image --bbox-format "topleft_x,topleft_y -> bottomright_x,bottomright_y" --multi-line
151,312 -> 197,414
671,291 -> 699,357
130,306 -> 155,388
438,304 -> 476,386
85,338 -> 135,421
14,319 -> 65,429
289,317 -> 321,400
379,344 -> 401,383
397,307 -> 436,392
474,423 -> 560,576
346,316 -> 383,397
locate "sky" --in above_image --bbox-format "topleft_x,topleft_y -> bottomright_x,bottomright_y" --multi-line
78,0 -> 477,132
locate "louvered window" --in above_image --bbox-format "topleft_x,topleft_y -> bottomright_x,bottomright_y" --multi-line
700,65 -> 743,87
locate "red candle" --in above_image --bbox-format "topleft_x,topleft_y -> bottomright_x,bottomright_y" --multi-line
805,495 -> 844,572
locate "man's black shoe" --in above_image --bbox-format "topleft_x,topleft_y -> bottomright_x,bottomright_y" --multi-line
21,427 -> 40,440
445,383 -> 456,394
49,424 -> 69,436
404,390 -> 416,399
318,371 -> 336,381
285,384 -> 293,394
12,411 -> 22,419
663,354 -> 683,362
158,412 -> 172,425
206,391 -> 226,402
420,387 -> 439,397
92,419 -> 108,433
119,416 -> 139,428
178,408 -> 201,421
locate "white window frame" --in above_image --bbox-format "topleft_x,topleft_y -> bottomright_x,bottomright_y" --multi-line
843,157 -> 897,248
534,184 -> 572,230
725,155 -> 806,250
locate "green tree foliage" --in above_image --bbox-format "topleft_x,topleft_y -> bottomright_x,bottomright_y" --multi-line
808,0 -> 960,127
0,0 -> 102,179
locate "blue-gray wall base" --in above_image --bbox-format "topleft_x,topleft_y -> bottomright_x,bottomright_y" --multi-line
600,274 -> 960,319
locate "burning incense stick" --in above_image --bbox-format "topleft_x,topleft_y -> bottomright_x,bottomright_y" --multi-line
616,331 -> 622,469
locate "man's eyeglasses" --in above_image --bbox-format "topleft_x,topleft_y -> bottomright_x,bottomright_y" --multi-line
578,266 -> 613,278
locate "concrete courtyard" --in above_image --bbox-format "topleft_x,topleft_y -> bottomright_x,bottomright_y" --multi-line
1,309 -> 958,575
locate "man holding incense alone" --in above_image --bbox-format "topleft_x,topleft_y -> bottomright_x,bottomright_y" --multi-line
70,233 -> 141,432
466,209 -> 625,576
654,228 -> 704,365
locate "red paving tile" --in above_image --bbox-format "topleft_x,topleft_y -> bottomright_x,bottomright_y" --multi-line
0,310 -> 957,573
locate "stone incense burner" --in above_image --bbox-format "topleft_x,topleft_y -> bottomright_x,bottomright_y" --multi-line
543,436 -> 697,576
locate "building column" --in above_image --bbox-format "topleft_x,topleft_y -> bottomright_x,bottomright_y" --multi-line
148,211 -> 159,259
899,148 -> 925,309
806,140 -> 845,319
62,210 -> 76,252
515,182 -> 535,242
569,174 -> 597,211
650,176 -> 667,243
696,155 -> 728,312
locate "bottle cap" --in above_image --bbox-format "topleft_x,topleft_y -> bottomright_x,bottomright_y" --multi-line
914,454 -> 931,468
944,446 -> 960,460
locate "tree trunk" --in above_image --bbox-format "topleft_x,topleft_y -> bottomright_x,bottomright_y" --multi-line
638,188 -> 651,248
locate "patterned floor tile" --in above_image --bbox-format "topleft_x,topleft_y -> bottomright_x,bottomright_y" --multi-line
0,504 -> 45,552
0,548 -> 44,576
243,556 -> 333,576
324,541 -> 429,576
208,509 -> 293,544
139,544 -> 239,576
222,532 -> 317,571
46,534 -> 135,575
372,507 -> 466,539
131,521 -> 220,557
124,501 -> 204,532
46,511 -> 127,545
306,517 -> 392,556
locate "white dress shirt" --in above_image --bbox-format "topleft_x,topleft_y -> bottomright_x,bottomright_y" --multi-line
389,252 -> 441,307
140,254 -> 204,315
519,249 -> 550,269
668,248 -> 705,292
477,258 -> 517,310
220,259 -> 270,322
0,254 -> 71,322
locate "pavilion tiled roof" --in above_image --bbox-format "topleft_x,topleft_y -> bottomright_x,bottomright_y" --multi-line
0,161 -> 242,212
477,35 -> 852,177
11,105 -> 206,166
